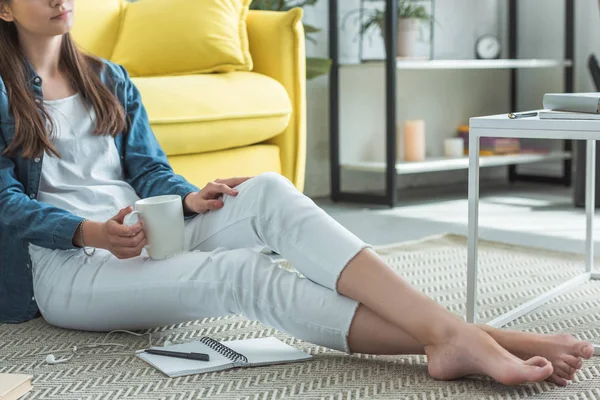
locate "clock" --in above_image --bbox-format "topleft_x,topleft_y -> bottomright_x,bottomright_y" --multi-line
475,34 -> 501,60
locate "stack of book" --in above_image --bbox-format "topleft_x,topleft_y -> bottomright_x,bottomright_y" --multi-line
457,125 -> 520,155
0,373 -> 32,400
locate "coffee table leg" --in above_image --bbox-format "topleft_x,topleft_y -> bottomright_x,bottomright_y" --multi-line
467,133 -> 480,324
586,140 -> 596,274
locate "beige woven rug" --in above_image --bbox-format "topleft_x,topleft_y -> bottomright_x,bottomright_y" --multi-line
3,234 -> 600,400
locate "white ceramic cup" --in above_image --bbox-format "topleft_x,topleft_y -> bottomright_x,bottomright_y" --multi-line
123,195 -> 185,260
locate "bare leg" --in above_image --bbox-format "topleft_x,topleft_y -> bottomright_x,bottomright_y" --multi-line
339,249 -> 553,385
347,304 -> 593,387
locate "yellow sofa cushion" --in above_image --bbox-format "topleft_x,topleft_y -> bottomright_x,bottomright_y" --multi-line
132,72 -> 292,156
111,0 -> 252,77
169,145 -> 281,188
70,0 -> 123,59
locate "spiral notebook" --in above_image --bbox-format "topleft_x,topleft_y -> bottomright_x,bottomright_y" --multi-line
136,337 -> 312,377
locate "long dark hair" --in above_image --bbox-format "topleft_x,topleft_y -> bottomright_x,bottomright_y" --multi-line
0,18 -> 126,158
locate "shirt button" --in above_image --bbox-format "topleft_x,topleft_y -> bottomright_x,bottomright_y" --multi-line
31,296 -> 35,301
34,157 -> 40,163
26,263 -> 30,269
29,193 -> 36,199
33,77 -> 41,85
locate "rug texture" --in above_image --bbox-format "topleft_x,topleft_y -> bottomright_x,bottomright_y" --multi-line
2,234 -> 600,400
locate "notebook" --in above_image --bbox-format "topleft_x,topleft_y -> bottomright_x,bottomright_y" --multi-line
539,110 -> 600,120
543,92 -> 600,114
0,373 -> 32,400
136,337 -> 312,377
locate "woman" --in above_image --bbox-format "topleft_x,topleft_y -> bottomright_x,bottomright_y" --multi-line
0,0 -> 593,387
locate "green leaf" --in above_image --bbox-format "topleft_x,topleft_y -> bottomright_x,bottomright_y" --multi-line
306,57 -> 331,80
303,24 -> 321,34
305,35 -> 317,45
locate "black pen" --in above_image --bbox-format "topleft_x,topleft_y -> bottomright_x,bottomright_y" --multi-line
144,349 -> 210,361
508,111 -> 538,119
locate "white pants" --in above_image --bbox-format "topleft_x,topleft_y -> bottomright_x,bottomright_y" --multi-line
31,172 -> 369,353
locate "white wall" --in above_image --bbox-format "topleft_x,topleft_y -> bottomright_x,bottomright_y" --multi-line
301,0 -> 600,198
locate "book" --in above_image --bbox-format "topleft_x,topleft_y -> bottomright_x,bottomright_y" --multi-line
0,374 -> 32,400
136,337 -> 312,378
543,92 -> 600,114
539,110 -> 600,120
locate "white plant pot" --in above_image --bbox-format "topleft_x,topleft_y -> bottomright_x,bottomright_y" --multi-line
397,18 -> 420,58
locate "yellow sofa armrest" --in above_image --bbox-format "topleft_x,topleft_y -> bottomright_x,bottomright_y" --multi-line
246,9 -> 306,192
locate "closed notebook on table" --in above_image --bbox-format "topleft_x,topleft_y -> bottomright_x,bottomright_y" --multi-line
543,92 -> 600,113
0,373 -> 32,400
136,337 -> 312,378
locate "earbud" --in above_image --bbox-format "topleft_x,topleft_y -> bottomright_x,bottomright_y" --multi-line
42,330 -> 157,365
45,354 -> 73,365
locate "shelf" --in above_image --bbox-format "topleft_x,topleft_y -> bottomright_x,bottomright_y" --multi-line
341,151 -> 572,175
340,59 -> 573,70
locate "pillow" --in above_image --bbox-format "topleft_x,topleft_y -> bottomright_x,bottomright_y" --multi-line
111,0 -> 252,77
70,0 -> 123,60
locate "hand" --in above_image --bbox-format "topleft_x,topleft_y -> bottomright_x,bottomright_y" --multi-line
185,177 -> 253,214
102,206 -> 147,259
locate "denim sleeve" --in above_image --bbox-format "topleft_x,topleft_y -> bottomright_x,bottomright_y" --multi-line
0,142 -> 84,250
119,65 -> 200,208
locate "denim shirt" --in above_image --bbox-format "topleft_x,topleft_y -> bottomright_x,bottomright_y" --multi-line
0,59 -> 199,323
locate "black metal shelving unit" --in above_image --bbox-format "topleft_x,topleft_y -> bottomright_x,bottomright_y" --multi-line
329,0 -> 575,207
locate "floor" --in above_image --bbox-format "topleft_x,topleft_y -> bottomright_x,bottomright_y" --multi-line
314,180 -> 600,256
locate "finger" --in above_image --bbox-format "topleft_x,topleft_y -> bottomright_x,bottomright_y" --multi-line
110,221 -> 143,238
201,199 -> 223,213
130,231 -> 146,248
116,239 -> 146,259
115,231 -> 145,248
112,206 -> 133,223
134,238 -> 147,255
120,222 -> 143,237
218,177 -> 252,188
207,182 -> 238,197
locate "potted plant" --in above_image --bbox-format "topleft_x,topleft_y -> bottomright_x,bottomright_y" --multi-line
250,0 -> 331,79
354,0 -> 433,59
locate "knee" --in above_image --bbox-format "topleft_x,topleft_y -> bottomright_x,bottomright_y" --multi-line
239,172 -> 295,201
254,172 -> 294,190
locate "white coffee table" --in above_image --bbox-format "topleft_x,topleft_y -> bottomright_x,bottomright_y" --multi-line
468,111 -> 600,355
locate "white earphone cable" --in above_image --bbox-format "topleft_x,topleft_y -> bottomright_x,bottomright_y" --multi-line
36,329 -> 169,364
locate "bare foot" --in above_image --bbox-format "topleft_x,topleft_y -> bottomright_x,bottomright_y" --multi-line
507,333 -> 594,387
425,326 -> 553,385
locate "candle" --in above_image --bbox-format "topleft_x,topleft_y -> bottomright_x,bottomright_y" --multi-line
444,138 -> 464,158
403,120 -> 425,162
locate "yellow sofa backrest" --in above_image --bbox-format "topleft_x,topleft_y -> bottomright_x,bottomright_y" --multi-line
70,0 -> 124,59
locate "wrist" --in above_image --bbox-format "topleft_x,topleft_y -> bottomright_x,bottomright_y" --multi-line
183,192 -> 199,214
79,220 -> 108,250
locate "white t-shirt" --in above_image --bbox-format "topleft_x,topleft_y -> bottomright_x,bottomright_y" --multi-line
29,93 -> 140,261
37,93 -> 140,222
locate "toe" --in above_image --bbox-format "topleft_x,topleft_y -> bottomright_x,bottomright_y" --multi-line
556,367 -> 572,380
562,355 -> 581,369
580,343 -> 594,359
523,356 -> 554,382
548,374 -> 569,387
525,356 -> 551,368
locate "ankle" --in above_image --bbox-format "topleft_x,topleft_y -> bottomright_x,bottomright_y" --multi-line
426,319 -> 464,346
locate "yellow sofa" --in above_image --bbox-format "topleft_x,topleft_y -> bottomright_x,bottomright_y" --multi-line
70,0 -> 306,191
